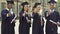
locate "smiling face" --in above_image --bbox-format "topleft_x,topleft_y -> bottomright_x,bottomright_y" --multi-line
7,3 -> 13,9
24,5 -> 29,12
35,5 -> 41,13
50,3 -> 55,10
33,5 -> 41,13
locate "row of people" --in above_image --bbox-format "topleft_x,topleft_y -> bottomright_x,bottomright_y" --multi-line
1,0 -> 60,34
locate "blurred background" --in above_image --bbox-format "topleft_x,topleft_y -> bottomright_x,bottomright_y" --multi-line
0,0 -> 60,34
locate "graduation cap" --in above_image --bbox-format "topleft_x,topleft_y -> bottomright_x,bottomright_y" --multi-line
48,0 -> 57,4
35,3 -> 41,6
21,2 -> 29,6
7,0 -> 14,4
33,3 -> 41,8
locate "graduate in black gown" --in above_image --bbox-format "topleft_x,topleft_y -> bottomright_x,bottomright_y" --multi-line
1,0 -> 16,34
32,3 -> 44,34
19,2 -> 31,34
45,0 -> 60,34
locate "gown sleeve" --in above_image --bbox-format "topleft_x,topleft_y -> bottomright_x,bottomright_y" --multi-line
1,10 -> 8,21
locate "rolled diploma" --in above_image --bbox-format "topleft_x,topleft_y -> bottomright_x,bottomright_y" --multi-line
11,15 -> 17,23
49,20 -> 57,25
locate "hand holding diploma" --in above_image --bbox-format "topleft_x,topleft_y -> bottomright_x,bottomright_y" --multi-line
57,22 -> 60,26
26,17 -> 31,23
49,20 -> 60,26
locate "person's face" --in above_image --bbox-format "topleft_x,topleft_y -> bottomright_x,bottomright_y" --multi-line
36,5 -> 41,12
24,5 -> 29,12
50,3 -> 55,10
7,3 -> 13,9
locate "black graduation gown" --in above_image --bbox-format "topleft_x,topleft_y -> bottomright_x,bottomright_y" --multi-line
32,13 -> 44,34
1,9 -> 15,34
45,11 -> 60,34
19,11 -> 31,34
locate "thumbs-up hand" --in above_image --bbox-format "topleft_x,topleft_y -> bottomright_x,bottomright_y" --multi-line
48,11 -> 51,16
8,12 -> 12,17
22,13 -> 26,16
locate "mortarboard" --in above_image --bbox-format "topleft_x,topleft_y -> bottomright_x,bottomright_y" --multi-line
21,2 -> 29,6
48,0 -> 57,4
7,0 -> 14,4
33,3 -> 41,8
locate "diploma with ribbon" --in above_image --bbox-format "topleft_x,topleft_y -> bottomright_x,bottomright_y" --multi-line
49,20 -> 60,26
11,15 -> 17,23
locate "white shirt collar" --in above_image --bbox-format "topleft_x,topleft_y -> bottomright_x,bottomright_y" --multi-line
50,9 -> 55,12
6,8 -> 12,11
6,8 -> 9,11
6,8 -> 13,14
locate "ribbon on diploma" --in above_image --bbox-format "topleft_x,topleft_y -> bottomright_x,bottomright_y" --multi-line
11,15 -> 17,23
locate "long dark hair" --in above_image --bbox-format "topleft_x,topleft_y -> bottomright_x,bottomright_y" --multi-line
21,6 -> 28,13
21,2 -> 29,12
